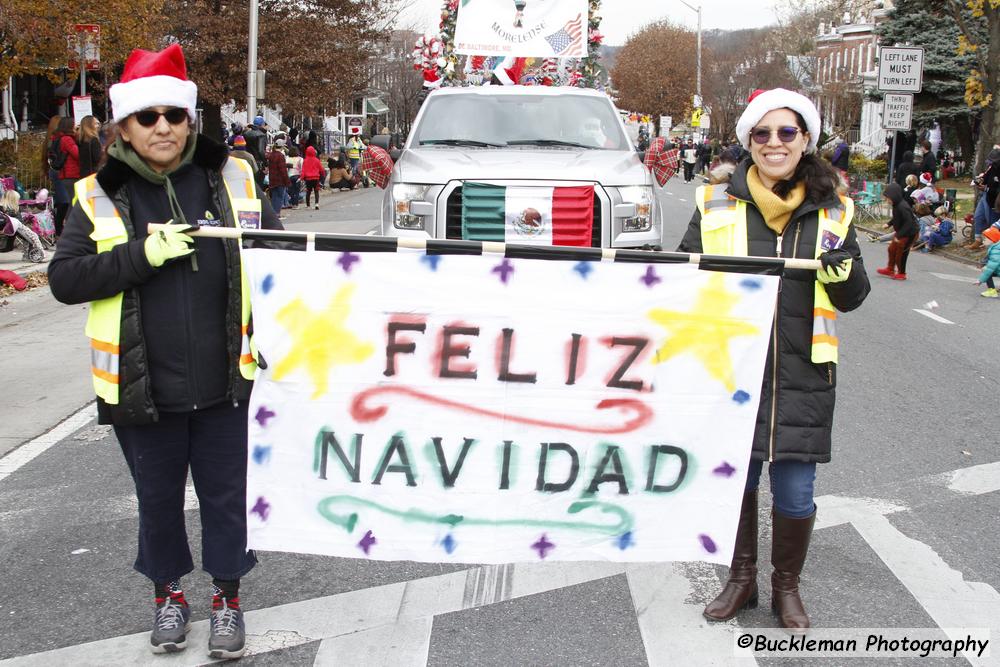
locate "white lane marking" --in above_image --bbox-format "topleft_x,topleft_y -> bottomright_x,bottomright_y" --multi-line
6,460 -> 1000,665
677,198 -> 688,202
313,617 -> 433,666
947,461 -> 1000,496
913,308 -> 955,324
930,272 -> 979,283
627,562 -> 757,667
0,403 -> 95,483
848,511 -> 1000,667
2,562 -> 626,666
365,229 -> 378,236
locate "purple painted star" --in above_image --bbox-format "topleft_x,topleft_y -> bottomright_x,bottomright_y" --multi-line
250,496 -> 271,521
640,265 -> 662,287
531,533 -> 555,559
358,530 -> 377,555
255,406 -> 276,427
699,534 -> 718,554
713,461 -> 736,478
492,258 -> 515,284
338,252 -> 360,273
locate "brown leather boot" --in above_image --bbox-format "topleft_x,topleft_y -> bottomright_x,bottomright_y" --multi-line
703,490 -> 758,621
771,509 -> 816,633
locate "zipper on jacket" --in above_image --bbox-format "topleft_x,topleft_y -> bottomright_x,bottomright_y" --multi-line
827,363 -> 833,384
766,223 -> 803,462
180,247 -> 201,409
212,172 -> 242,405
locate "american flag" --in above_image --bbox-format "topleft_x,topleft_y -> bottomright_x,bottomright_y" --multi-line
545,13 -> 583,55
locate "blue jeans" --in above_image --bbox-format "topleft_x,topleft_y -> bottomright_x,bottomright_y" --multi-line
114,401 -> 258,582
974,194 -> 999,238
744,459 -> 817,518
269,185 -> 287,214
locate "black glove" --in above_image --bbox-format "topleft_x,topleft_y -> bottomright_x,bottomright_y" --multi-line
817,248 -> 853,284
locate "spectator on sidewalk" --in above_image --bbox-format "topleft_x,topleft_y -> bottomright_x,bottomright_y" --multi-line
902,173 -> 919,205
920,206 -> 955,252
328,157 -> 355,191
228,135 -> 258,173
830,138 -> 850,183
679,88 -> 870,632
894,150 -> 921,188
919,140 -> 937,181
347,135 -> 365,177
47,44 -> 282,659
0,190 -> 46,262
682,141 -> 697,183
976,226 -> 1000,297
301,146 -> 323,209
286,146 -> 303,208
51,116 -> 81,237
912,172 -> 939,206
967,147 -> 1000,250
877,182 -> 918,280
78,115 -> 103,177
267,141 -> 290,217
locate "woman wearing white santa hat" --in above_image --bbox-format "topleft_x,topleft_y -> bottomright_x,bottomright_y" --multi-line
49,43 -> 282,658
678,88 -> 871,632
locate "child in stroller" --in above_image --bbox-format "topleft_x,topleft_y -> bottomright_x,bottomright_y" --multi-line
0,190 -> 46,263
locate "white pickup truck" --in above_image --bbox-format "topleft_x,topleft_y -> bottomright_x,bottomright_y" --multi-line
378,86 -> 663,249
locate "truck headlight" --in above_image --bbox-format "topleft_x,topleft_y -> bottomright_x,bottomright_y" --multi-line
392,184 -> 431,230
618,186 -> 653,232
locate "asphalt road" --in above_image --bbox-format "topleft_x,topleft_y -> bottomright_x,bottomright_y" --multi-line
1,176 -> 998,666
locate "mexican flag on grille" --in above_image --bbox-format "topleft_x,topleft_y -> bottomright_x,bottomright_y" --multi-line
461,182 -> 594,246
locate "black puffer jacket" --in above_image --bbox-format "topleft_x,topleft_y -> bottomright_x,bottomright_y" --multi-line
49,135 -> 282,425
678,160 -> 871,463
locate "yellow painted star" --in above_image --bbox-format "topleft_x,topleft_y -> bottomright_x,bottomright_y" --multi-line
648,273 -> 760,393
271,284 -> 374,399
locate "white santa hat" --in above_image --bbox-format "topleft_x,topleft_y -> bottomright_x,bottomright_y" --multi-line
109,44 -> 198,123
735,88 -> 821,154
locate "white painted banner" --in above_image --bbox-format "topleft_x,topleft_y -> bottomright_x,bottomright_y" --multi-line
454,0 -> 588,58
243,248 -> 778,564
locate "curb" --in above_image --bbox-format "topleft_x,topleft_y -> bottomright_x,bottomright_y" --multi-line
855,223 -> 983,267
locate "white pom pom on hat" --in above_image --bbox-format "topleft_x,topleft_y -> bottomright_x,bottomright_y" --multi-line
735,88 -> 821,154
109,44 -> 198,124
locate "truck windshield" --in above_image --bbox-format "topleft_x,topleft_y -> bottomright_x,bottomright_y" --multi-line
413,94 -> 629,150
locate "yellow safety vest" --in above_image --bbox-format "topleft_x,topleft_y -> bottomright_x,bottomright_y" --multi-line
347,138 -> 362,160
695,184 -> 854,365
74,158 -> 262,405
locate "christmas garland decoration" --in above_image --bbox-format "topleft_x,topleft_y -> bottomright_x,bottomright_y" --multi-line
415,0 -> 604,89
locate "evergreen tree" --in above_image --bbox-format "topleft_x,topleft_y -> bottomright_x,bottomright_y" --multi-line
874,0 -> 987,164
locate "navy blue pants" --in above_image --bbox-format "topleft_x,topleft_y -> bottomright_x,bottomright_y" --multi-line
744,459 -> 817,518
114,401 -> 257,583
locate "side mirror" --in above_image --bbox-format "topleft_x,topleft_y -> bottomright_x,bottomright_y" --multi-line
637,150 -> 647,163
390,149 -> 402,162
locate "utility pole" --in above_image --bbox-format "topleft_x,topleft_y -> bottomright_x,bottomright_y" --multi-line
679,0 -> 702,139
247,0 -> 259,120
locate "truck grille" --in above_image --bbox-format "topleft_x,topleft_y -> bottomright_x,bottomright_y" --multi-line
445,186 -> 602,247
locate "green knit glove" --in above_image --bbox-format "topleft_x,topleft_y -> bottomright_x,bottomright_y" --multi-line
144,224 -> 195,268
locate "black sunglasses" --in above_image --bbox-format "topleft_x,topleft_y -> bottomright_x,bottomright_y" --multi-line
750,126 -> 802,144
134,108 -> 189,127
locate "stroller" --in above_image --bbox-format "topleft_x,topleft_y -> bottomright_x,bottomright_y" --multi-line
1,212 -> 46,263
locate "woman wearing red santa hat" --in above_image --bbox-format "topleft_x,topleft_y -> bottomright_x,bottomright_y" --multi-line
49,43 -> 282,658
678,88 -> 870,632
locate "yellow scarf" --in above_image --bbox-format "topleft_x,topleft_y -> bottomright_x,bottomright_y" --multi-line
746,165 -> 807,235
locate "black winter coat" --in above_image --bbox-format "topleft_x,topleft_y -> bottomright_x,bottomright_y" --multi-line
678,161 -> 871,463
49,135 -> 283,425
884,183 -> 918,238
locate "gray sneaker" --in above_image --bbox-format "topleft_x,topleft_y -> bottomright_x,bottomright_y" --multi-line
208,599 -> 246,659
150,597 -> 191,653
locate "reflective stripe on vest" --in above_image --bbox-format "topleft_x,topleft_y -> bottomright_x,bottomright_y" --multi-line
347,139 -> 362,159
76,158 -> 263,404
696,187 -> 854,365
810,196 -> 854,364
76,176 -> 127,404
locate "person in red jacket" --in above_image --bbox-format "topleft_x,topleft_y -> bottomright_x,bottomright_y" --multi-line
300,145 -> 323,209
53,116 -> 81,236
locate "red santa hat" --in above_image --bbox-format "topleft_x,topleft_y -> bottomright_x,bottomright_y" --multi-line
493,57 -> 527,86
735,88 -> 821,154
919,172 -> 934,185
109,44 -> 198,123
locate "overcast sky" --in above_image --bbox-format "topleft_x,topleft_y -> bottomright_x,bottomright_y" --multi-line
397,0 -> 786,45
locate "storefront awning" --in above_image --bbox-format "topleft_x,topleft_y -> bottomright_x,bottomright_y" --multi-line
365,97 -> 389,115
